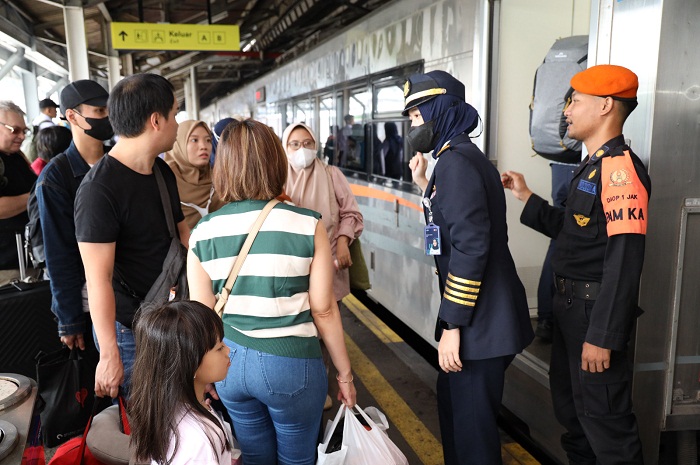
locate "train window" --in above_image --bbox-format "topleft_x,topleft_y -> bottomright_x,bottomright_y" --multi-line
338,88 -> 371,171
291,99 -> 316,136
374,84 -> 405,117
260,102 -> 284,137
319,95 -> 336,164
369,121 -> 405,181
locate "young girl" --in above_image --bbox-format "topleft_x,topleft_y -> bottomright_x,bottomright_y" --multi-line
129,300 -> 236,464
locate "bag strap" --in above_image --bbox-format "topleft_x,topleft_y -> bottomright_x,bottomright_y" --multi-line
118,392 -> 130,435
214,199 -> 279,318
153,162 -> 178,239
77,395 -> 105,464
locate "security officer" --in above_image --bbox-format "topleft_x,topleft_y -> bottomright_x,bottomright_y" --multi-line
406,70 -> 534,465
502,64 -> 649,464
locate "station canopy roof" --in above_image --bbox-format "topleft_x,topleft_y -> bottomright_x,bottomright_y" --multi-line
0,0 -> 394,109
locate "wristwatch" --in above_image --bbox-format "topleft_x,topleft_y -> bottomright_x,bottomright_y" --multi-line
438,319 -> 459,330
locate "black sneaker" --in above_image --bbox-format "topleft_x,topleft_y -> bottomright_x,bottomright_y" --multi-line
535,319 -> 553,342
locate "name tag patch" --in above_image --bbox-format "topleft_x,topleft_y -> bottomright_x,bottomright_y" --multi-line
577,179 -> 597,195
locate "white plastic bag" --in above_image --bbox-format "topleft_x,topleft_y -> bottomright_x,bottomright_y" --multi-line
316,405 -> 348,465
343,405 -> 408,465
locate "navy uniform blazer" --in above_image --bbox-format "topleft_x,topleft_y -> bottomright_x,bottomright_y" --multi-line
424,134 -> 533,360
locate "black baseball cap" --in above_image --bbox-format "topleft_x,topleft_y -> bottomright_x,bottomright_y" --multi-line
39,98 -> 58,109
60,80 -> 109,116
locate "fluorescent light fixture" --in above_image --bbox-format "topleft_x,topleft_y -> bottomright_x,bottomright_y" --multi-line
242,39 -> 256,52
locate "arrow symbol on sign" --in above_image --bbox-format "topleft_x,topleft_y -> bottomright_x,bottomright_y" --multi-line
119,31 -> 128,41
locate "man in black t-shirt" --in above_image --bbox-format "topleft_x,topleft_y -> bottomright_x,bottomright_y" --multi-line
75,75 -> 188,398
0,100 -> 40,286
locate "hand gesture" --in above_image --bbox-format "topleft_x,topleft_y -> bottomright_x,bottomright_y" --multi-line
501,170 -> 533,202
409,153 -> 429,191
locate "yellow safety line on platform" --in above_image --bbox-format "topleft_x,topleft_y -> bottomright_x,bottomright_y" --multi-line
342,295 -> 540,465
342,333 -> 444,465
503,442 -> 541,465
343,294 -> 403,344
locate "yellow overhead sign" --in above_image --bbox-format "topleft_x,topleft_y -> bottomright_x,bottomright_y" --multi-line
111,22 -> 240,51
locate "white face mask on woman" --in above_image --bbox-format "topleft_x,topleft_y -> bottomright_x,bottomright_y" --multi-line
290,147 -> 317,170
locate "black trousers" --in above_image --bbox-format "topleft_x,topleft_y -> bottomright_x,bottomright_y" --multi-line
437,355 -> 514,465
550,293 -> 644,465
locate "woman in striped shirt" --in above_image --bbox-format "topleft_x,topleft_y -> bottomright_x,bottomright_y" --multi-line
187,119 -> 356,465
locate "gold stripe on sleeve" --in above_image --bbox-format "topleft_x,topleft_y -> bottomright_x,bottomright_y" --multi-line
443,293 -> 476,307
445,280 -> 480,293
445,287 -> 478,301
447,273 -> 481,286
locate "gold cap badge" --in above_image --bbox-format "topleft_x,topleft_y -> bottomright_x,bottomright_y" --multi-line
403,80 -> 410,98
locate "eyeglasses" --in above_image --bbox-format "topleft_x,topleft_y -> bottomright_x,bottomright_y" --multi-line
288,139 -> 315,150
0,122 -> 31,137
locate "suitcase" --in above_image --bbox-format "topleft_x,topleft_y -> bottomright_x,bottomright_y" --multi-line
0,233 -> 61,379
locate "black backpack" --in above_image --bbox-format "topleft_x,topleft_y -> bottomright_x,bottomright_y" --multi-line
25,154 -> 79,269
529,36 -> 588,164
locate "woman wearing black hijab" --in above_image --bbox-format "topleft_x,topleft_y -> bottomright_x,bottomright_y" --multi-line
404,70 -> 534,465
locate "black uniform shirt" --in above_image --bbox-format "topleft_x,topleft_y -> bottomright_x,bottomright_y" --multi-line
521,135 -> 651,350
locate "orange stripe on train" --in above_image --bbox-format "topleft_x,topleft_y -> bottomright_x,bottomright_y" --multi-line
601,151 -> 649,236
348,184 -> 423,212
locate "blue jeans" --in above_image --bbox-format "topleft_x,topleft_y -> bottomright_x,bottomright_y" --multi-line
216,338 -> 327,465
92,321 -> 136,399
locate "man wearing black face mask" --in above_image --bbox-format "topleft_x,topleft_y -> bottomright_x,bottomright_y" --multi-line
404,70 -> 534,465
35,79 -> 112,351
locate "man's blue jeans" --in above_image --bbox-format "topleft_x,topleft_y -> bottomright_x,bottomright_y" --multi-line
216,338 -> 327,465
93,321 -> 136,399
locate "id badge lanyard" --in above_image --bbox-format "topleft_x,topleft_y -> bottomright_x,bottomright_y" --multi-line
422,197 -> 441,256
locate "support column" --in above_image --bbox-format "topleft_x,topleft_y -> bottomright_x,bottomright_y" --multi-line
107,54 -> 121,90
63,3 -> 90,81
190,66 -> 199,119
184,77 -> 193,119
21,63 -> 40,124
122,54 -> 134,76
46,78 -> 68,99
0,48 -> 25,81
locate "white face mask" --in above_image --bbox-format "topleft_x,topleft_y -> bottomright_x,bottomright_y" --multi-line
290,147 -> 317,170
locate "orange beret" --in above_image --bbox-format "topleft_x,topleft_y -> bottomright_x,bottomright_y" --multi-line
570,64 -> 638,99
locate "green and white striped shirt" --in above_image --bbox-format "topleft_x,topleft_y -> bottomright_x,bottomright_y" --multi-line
190,200 -> 322,358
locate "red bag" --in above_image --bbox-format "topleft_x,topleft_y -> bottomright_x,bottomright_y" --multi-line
47,416 -> 105,465
48,395 -> 128,465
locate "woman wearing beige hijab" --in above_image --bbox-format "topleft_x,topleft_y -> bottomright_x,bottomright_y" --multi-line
282,122 -> 364,302
164,120 -> 224,229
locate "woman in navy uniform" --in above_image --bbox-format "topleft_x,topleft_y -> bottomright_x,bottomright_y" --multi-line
405,70 -> 534,465
502,65 -> 648,464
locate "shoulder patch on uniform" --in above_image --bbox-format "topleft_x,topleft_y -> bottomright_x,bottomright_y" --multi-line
601,151 -> 649,236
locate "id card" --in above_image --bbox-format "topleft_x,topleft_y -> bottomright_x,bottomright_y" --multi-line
425,223 -> 441,255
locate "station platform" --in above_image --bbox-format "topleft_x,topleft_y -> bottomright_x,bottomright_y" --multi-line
329,294 -> 541,465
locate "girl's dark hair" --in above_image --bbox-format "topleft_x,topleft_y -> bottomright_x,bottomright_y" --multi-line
108,73 -> 175,138
213,119 -> 288,202
129,300 -> 229,463
35,126 -> 72,162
